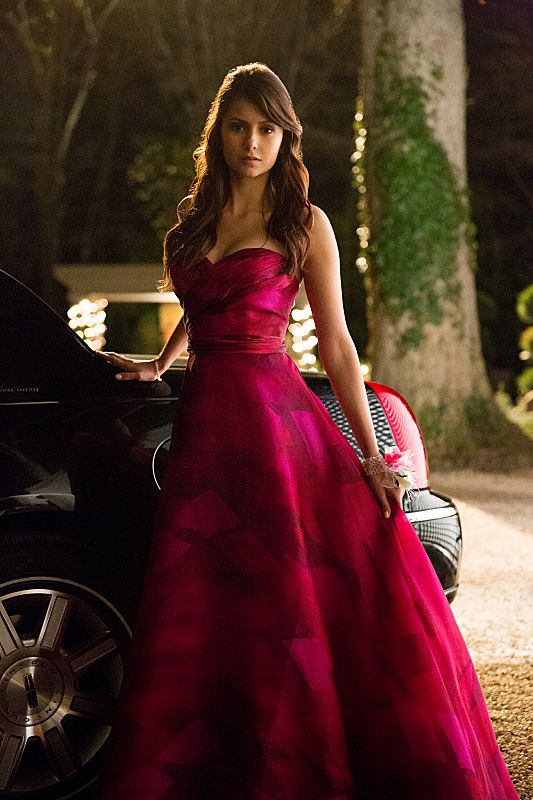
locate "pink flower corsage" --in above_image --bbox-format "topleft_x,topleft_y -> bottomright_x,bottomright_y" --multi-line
381,445 -> 418,491
362,446 -> 419,496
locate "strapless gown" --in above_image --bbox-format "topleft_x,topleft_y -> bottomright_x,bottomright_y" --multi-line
100,249 -> 518,799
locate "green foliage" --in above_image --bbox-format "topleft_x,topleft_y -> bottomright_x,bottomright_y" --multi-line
517,367 -> 533,398
495,383 -> 513,413
128,136 -> 196,240
430,64 -> 443,82
514,413 -> 533,441
496,385 -> 533,443
367,32 -> 467,351
464,394 -> 500,433
516,284 -> 533,324
415,402 -> 446,447
519,326 -> 533,353
105,303 -> 162,354
515,284 -> 533,397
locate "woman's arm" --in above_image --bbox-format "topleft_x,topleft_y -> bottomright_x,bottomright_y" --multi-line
157,315 -> 188,372
303,206 -> 401,517
97,194 -> 193,381
96,314 -> 188,381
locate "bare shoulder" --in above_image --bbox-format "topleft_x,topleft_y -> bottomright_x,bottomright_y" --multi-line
176,194 -> 194,222
304,203 -> 339,270
301,203 -> 348,343
308,204 -> 334,236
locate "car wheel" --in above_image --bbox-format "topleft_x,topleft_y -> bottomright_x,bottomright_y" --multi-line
0,531 -> 135,799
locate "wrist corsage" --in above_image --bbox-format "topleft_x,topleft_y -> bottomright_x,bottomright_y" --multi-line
362,446 -> 418,496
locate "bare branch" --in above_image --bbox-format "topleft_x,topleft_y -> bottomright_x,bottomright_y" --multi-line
174,3 -> 202,98
143,0 -> 174,61
81,2 -> 97,46
5,0 -> 44,78
57,65 -> 98,168
57,0 -> 123,167
94,0 -> 123,35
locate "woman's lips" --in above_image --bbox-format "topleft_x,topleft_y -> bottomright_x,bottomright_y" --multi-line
241,157 -> 260,165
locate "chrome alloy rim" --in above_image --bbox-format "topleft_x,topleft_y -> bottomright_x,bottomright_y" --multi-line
151,437 -> 171,491
0,584 -> 129,795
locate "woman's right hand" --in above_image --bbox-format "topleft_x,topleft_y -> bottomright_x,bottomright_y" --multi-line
366,472 -> 404,520
95,351 -> 161,382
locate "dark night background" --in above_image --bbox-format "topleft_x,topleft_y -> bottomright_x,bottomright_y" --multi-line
0,0 -> 531,396
463,0 -> 533,398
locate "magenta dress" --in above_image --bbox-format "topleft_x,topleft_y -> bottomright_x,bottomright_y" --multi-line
100,248 -> 518,799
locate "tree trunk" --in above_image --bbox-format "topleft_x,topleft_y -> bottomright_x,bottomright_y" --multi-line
356,0 -> 532,468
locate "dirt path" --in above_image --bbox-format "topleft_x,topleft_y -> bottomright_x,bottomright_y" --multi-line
431,470 -> 533,798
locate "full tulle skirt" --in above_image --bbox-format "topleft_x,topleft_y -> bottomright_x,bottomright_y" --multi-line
99,351 -> 518,800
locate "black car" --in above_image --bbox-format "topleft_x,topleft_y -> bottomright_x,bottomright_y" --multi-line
0,269 -> 462,799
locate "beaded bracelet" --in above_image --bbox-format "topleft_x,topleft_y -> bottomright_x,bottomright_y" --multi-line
361,454 -> 387,476
362,454 -> 397,489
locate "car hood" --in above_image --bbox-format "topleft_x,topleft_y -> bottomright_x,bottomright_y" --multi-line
0,269 -> 170,401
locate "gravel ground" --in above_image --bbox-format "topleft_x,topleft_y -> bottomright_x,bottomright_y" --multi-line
431,470 -> 533,799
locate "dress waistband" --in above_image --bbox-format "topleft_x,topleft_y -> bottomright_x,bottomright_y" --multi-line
187,335 -> 286,355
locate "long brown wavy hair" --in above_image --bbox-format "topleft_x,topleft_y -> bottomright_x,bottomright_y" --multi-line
159,62 -> 312,291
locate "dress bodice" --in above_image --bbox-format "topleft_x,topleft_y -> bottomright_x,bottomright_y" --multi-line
170,247 -> 301,355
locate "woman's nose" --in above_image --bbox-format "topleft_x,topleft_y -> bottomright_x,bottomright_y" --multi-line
245,130 -> 258,150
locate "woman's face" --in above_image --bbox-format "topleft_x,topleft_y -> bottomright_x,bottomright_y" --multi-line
220,97 -> 284,180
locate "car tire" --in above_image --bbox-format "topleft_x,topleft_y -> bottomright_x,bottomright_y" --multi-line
0,530 -> 137,799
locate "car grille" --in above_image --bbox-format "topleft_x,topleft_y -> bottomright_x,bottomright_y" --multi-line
312,383 -> 396,458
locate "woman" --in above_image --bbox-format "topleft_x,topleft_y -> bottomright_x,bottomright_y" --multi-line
98,63 -> 517,799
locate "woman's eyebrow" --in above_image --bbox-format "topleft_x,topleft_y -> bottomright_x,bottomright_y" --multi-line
227,117 -> 274,125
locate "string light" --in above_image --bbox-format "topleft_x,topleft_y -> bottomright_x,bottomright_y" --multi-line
67,297 -> 108,351
351,97 -> 371,275
288,102 -> 371,374
288,303 -> 319,371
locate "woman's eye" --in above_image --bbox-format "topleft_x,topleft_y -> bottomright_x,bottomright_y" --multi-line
230,123 -> 244,131
262,126 -> 275,134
